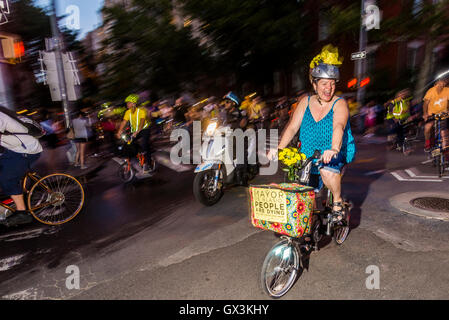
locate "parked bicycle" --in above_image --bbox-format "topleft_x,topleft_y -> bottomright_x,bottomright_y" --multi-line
427,112 -> 449,177
0,171 -> 85,226
250,150 -> 351,298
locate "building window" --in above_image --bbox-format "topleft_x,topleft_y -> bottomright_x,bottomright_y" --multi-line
412,0 -> 423,15
407,40 -> 424,70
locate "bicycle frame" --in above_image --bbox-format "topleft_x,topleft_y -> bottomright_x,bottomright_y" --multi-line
1,172 -> 55,214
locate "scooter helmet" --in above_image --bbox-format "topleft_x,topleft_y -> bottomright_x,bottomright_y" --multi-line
223,92 -> 240,107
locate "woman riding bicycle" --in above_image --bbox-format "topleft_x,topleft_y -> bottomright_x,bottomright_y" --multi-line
268,45 -> 356,221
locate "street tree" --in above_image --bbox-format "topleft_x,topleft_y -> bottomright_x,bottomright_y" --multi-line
100,0 -> 211,100
179,0 -> 313,95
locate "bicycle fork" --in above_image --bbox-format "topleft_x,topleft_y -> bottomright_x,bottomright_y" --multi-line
326,213 -> 333,236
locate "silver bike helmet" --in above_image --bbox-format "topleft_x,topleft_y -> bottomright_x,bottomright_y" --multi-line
310,63 -> 340,82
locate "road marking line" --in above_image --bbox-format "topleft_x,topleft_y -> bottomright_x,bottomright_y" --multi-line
405,167 -> 449,179
391,171 -> 442,182
364,169 -> 386,176
0,228 -> 45,241
0,254 -> 28,271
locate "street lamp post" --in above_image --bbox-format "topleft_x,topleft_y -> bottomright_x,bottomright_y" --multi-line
356,0 -> 367,108
49,0 -> 71,129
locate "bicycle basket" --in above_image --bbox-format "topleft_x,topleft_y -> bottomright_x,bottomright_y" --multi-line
249,183 -> 315,238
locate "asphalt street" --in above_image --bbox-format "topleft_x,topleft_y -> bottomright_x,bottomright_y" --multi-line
1,134 -> 449,300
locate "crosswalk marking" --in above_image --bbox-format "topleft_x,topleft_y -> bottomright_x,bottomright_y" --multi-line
391,170 -> 443,182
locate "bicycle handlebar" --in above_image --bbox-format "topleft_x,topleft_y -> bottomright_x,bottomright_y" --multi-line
426,112 -> 449,122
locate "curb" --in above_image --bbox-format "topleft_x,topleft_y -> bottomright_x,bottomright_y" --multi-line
390,191 -> 449,221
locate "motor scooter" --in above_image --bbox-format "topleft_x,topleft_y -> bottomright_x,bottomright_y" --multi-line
193,119 -> 258,206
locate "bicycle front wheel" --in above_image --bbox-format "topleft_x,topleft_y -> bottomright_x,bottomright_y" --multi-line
260,239 -> 299,298
27,173 -> 85,225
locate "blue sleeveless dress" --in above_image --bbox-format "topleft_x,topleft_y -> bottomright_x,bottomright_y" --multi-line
299,96 -> 356,174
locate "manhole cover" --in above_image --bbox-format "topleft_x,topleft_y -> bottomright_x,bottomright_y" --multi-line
410,197 -> 449,213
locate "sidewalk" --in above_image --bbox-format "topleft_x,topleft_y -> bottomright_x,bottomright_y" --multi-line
358,134 -> 449,220
34,142 -> 111,181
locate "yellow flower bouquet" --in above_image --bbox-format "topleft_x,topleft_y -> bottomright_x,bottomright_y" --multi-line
278,147 -> 307,182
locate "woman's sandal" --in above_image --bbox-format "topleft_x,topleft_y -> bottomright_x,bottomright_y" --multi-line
332,201 -> 345,222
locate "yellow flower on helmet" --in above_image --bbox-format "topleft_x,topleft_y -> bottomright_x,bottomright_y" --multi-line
310,44 -> 344,69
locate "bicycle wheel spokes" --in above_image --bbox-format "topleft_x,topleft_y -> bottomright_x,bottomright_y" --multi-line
28,174 -> 85,225
261,240 -> 299,298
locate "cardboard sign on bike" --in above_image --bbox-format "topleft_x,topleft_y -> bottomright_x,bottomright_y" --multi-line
251,187 -> 288,223
249,183 -> 315,238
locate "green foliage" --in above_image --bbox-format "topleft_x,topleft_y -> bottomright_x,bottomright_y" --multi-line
326,1 -> 361,42
179,0 -> 313,87
100,0 -> 210,100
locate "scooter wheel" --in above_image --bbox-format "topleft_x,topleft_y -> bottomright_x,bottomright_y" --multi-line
193,170 -> 223,206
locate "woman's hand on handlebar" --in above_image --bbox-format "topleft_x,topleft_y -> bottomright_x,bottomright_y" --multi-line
322,149 -> 338,164
267,149 -> 278,161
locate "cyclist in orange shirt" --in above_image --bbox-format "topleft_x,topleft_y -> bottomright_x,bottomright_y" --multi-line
423,74 -> 449,153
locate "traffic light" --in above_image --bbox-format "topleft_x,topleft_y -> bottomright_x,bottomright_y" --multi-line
0,32 -> 25,63
360,77 -> 371,87
347,78 -> 357,89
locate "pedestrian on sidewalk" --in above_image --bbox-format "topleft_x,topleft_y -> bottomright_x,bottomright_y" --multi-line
73,111 -> 94,169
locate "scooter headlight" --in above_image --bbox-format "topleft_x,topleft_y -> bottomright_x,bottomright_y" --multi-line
205,122 -> 217,136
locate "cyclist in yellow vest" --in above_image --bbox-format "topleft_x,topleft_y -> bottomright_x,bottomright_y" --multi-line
116,94 -> 153,172
385,89 -> 411,150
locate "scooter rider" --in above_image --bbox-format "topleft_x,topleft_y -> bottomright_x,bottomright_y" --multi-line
221,92 -> 256,185
116,94 -> 153,172
221,92 -> 247,129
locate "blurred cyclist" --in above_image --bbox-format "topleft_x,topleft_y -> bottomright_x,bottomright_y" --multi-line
116,94 -> 153,172
384,89 -> 412,150
423,74 -> 449,154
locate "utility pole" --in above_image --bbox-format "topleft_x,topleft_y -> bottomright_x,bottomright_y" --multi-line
356,0 -> 367,108
49,0 -> 71,129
